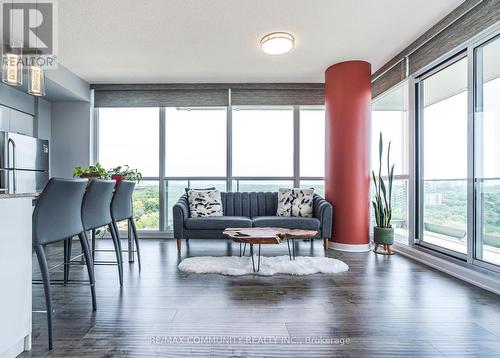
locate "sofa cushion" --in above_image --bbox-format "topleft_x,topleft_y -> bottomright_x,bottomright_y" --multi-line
185,216 -> 252,230
252,216 -> 320,231
187,189 -> 223,217
291,188 -> 314,217
276,188 -> 293,216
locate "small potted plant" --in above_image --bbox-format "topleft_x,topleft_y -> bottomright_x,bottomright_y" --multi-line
372,132 -> 395,255
108,165 -> 142,188
73,163 -> 108,179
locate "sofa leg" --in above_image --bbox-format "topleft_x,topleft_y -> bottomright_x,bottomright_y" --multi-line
176,239 -> 181,253
323,238 -> 329,251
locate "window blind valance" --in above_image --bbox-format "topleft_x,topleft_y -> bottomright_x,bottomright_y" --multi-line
371,0 -> 498,98
92,83 -> 325,107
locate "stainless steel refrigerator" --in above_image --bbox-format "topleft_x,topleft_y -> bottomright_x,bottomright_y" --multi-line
0,132 -> 49,194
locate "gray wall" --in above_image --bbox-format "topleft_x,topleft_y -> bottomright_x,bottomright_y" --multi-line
50,101 -> 93,178
0,82 -> 35,115
36,98 -> 51,140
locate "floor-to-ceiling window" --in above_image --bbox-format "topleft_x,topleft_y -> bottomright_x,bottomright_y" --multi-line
96,104 -> 325,234
164,107 -> 227,229
98,107 -> 160,230
417,56 -> 469,256
372,83 -> 409,244
232,107 -> 294,191
299,107 -> 325,196
474,34 -> 500,268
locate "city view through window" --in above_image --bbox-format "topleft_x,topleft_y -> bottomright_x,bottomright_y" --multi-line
98,107 -> 325,231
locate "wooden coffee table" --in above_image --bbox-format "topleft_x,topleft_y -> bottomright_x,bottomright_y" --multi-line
223,227 -> 318,272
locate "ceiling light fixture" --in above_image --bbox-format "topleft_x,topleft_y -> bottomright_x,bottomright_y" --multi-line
2,0 -> 23,86
260,32 -> 294,55
28,0 -> 46,96
2,52 -> 23,86
28,65 -> 45,96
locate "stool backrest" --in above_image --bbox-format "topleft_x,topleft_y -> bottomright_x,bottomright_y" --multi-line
33,178 -> 88,245
111,180 -> 136,222
82,179 -> 115,230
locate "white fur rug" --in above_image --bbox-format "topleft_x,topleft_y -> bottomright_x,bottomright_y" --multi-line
178,255 -> 349,276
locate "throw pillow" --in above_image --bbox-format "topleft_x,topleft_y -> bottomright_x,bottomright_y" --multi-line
184,187 -> 215,195
291,188 -> 315,217
187,189 -> 223,217
276,188 -> 293,216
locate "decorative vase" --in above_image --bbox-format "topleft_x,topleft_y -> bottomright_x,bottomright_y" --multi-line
374,227 -> 394,245
112,174 -> 126,189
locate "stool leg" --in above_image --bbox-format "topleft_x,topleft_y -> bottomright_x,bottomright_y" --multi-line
34,245 -> 53,350
64,237 -> 73,283
109,223 -> 123,286
129,217 -> 141,270
79,232 -> 97,311
91,229 -> 96,261
63,239 -> 68,283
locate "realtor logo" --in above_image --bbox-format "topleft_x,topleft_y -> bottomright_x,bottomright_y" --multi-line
1,0 -> 58,68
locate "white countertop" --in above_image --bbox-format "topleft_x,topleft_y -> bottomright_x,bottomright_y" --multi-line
0,193 -> 40,199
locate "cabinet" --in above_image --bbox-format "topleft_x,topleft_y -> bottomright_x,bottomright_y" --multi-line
0,197 -> 32,357
0,105 -> 34,136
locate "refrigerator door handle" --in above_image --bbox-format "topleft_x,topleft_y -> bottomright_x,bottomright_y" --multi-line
7,138 -> 16,193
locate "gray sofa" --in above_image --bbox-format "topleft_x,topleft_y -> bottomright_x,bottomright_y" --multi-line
173,191 -> 333,251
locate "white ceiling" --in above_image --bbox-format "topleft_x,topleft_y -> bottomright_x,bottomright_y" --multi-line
57,0 -> 465,83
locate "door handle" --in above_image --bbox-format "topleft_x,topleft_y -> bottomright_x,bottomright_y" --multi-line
7,138 -> 16,193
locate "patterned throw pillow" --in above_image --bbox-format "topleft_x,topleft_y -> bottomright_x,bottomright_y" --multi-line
291,188 -> 314,217
187,189 -> 223,217
276,188 -> 293,216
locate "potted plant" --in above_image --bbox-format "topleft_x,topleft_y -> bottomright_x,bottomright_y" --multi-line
108,165 -> 142,188
372,132 -> 395,255
73,163 -> 108,179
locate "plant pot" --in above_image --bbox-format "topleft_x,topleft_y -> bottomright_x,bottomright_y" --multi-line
374,227 -> 394,245
79,173 -> 101,179
112,174 -> 126,189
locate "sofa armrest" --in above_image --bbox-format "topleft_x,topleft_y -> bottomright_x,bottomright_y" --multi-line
313,195 -> 333,238
173,194 -> 189,239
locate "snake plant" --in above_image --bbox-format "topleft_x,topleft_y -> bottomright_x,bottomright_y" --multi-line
372,132 -> 395,228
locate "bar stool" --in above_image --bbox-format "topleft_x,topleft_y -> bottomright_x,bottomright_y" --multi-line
79,179 -> 123,286
32,178 -> 96,350
111,180 -> 141,270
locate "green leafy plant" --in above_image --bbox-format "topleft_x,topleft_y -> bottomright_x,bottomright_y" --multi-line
108,165 -> 142,183
73,163 -> 108,179
372,132 -> 395,228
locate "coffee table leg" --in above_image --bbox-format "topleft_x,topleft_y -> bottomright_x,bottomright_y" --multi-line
257,244 -> 261,272
242,243 -> 247,256
287,240 -> 292,260
250,244 -> 256,272
239,243 -> 242,257
292,239 -> 296,260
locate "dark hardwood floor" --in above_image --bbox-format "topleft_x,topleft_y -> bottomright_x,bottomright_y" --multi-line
22,238 -> 500,357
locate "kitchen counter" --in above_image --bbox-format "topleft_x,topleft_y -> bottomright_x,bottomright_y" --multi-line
0,192 -> 39,199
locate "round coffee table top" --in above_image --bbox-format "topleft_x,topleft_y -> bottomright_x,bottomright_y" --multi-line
223,227 -> 318,245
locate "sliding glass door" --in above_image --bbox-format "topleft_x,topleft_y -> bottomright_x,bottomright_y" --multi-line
415,29 -> 500,271
418,55 -> 469,256
474,35 -> 500,267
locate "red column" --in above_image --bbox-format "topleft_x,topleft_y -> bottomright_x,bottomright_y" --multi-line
325,61 -> 371,252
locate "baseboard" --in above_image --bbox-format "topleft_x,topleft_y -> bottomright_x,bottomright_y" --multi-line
394,243 -> 500,295
328,241 -> 372,252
